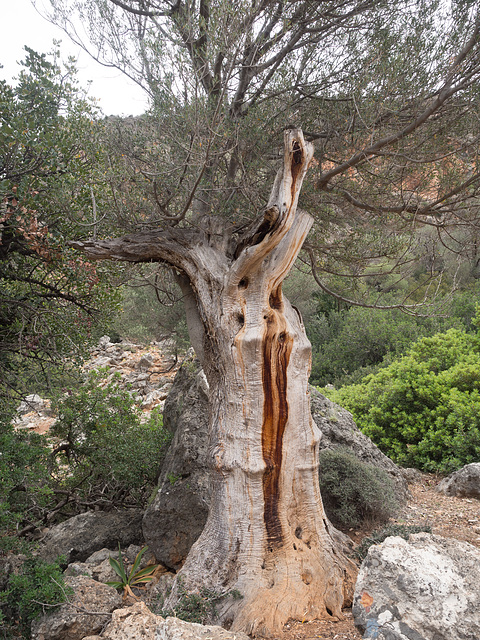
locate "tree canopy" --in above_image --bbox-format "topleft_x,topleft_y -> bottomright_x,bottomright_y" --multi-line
42,0 -> 480,310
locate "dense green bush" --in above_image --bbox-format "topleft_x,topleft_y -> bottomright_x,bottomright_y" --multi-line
0,411 -> 51,534
324,327 -> 480,473
0,555 -> 71,638
307,302 -> 463,387
50,370 -> 171,509
318,448 -> 398,530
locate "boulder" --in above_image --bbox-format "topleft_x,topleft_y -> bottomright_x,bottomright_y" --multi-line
311,388 -> 409,500
144,360 -> 407,569
436,462 -> 480,499
100,602 -> 250,640
39,510 -> 144,564
142,359 -> 211,570
31,576 -> 121,640
101,602 -> 161,640
157,617 -> 250,640
353,532 -> 480,640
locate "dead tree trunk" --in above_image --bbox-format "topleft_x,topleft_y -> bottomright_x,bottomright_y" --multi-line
72,129 -> 356,636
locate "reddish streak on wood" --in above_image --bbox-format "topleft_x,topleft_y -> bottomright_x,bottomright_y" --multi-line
262,307 -> 293,549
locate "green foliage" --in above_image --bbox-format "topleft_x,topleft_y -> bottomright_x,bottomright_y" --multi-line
0,555 -> 72,638
107,545 -> 157,592
112,268 -> 189,349
325,326 -> 480,473
160,579 -> 242,625
318,448 -> 398,530
0,410 -> 51,533
307,295 -> 467,387
0,47 -> 120,403
354,524 -> 432,561
50,370 -> 171,509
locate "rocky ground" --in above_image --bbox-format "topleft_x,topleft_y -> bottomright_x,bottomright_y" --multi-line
276,473 -> 480,640
12,340 -> 480,640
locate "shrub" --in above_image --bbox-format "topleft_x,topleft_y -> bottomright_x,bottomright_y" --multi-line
49,370 -> 172,510
0,555 -> 72,638
325,327 -> 480,473
318,448 -> 398,530
354,524 -> 432,561
0,410 -> 51,534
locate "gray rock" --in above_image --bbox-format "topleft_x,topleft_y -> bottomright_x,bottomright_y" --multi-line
436,462 -> 480,499
17,393 -> 47,415
39,510 -> 144,564
101,602 -> 161,640
85,548 -> 119,565
100,602 -> 250,640
137,353 -> 155,370
353,533 -> 480,640
64,562 -> 93,578
142,359 -> 210,570
402,468 -> 423,484
31,576 -> 121,640
157,617 -> 250,640
311,388 -> 409,500
98,335 -> 112,350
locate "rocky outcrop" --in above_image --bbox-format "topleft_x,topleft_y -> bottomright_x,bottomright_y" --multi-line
142,359 -> 211,570
100,602 -> 160,640
39,510 -> 144,564
310,389 -> 409,500
31,576 -> 122,640
157,617 -> 250,640
85,601 -> 250,640
353,533 -> 480,640
143,360 -> 407,569
436,462 -> 480,499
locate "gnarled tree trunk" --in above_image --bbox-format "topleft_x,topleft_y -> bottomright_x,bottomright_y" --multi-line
72,129 -> 356,636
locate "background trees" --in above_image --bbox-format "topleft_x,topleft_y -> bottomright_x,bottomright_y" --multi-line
0,48 -> 120,405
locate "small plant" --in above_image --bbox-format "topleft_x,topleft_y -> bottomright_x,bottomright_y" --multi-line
318,447 -> 398,530
355,523 -> 432,561
107,545 -> 157,598
160,578 -> 242,625
167,472 -> 181,486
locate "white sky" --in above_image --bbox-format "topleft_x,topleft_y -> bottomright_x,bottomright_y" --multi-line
0,0 -> 150,116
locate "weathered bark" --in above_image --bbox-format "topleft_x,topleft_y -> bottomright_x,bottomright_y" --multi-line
72,129 -> 356,636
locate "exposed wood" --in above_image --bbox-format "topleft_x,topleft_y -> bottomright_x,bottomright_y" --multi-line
73,129 -> 356,636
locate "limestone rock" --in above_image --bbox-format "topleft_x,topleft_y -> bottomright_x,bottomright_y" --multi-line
311,388 -> 409,500
39,510 -> 144,564
17,394 -> 48,415
436,462 -> 480,499
142,359 -> 211,570
31,576 -> 121,640
101,602 -> 161,640
157,617 -> 250,640
353,533 -> 480,640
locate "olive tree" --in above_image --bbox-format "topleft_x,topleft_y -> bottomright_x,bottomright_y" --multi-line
42,0 -> 480,634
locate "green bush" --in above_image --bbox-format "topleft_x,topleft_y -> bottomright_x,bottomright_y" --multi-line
0,555 -> 72,638
49,370 -> 171,510
324,327 -> 480,473
354,524 -> 432,561
0,410 -> 51,533
318,448 -> 398,530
